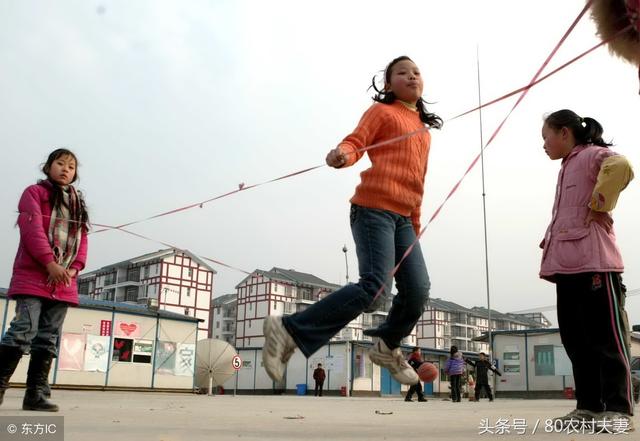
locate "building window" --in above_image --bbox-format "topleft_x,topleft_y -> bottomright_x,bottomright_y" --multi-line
125,286 -> 138,302
216,322 -> 220,329
188,268 -> 193,278
186,288 -> 191,297
144,266 -> 149,278
285,285 -> 292,296
534,345 -> 555,376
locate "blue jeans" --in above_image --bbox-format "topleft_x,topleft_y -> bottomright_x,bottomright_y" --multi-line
1,296 -> 68,356
283,205 -> 430,357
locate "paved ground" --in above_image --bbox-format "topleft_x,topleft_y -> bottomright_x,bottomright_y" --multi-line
0,390 -> 637,440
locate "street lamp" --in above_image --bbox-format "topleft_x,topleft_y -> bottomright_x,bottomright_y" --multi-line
342,244 -> 349,284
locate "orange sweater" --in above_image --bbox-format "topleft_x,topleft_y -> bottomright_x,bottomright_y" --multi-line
339,101 -> 431,233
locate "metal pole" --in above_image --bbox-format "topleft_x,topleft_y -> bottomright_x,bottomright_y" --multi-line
342,245 -> 349,284
345,342 -> 351,397
234,369 -> 238,397
477,45 -> 493,361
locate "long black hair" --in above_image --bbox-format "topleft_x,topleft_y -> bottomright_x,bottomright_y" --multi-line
544,109 -> 612,148
41,148 -> 90,229
370,55 -> 443,129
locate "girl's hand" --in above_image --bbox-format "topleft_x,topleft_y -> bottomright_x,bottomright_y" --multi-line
46,261 -> 71,286
326,146 -> 346,168
67,268 -> 78,279
585,210 -> 613,234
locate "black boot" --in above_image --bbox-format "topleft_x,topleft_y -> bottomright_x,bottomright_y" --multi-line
0,345 -> 24,406
22,351 -> 58,412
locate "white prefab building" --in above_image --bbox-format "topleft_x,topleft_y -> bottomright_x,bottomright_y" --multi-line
222,341 -> 476,397
474,328 -> 640,397
78,248 -> 216,341
232,267 -> 416,349
1,291 -> 200,390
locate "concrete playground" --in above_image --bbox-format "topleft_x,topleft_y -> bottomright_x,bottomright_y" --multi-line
0,389 -> 636,440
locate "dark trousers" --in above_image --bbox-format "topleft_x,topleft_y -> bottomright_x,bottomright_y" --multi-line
475,383 -> 493,401
314,381 -> 324,396
450,375 -> 461,402
556,272 -> 633,415
405,381 -> 424,401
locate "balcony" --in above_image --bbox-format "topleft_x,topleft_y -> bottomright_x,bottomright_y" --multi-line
117,272 -> 141,287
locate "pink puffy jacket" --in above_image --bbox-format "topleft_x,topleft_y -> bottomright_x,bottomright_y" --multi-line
539,145 -> 624,282
7,182 -> 88,305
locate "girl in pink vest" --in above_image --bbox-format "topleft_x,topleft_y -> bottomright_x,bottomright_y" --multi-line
540,110 -> 634,430
0,148 -> 89,412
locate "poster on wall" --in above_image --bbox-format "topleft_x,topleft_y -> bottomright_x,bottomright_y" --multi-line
113,338 -> 133,362
502,346 -> 521,376
59,333 -> 86,371
115,321 -> 141,338
174,343 -> 195,377
155,341 -> 177,374
133,339 -> 153,364
100,320 -> 112,336
84,335 -> 110,372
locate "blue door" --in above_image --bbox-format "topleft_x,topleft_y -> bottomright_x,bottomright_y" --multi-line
380,368 -> 401,395
423,381 -> 433,395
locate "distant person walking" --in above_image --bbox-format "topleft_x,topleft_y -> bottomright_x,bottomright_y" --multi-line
313,363 -> 326,396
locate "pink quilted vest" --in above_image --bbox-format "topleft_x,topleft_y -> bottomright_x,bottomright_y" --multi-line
540,145 -> 624,281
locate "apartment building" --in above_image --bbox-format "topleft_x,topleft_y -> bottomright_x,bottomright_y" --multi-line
77,248 -> 216,340
418,298 -> 551,353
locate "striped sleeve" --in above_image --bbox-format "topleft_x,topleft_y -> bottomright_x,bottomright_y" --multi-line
338,104 -> 386,167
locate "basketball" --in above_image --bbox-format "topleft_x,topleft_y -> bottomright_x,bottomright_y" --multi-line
417,362 -> 438,383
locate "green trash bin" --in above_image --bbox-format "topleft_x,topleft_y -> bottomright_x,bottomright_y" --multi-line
296,384 -> 307,395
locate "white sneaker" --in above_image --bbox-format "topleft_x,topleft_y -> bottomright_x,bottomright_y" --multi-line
553,409 -> 599,429
594,411 -> 635,433
368,339 -> 419,385
262,316 -> 297,382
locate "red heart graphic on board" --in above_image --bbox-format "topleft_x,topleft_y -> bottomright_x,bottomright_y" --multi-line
119,323 -> 137,335
114,340 -> 125,349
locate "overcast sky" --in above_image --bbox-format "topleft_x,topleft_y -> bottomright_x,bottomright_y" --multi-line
1,1 -> 638,328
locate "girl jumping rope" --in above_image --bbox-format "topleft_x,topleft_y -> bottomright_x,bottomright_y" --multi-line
0,148 -> 89,412
539,110 -> 634,429
263,55 -> 441,385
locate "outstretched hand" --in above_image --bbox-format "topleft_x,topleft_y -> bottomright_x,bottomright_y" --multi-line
326,146 -> 346,168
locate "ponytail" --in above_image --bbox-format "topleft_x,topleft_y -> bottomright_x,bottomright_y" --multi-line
544,109 -> 612,147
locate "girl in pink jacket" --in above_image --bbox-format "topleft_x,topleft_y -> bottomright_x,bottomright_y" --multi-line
540,110 -> 634,430
0,148 -> 89,412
